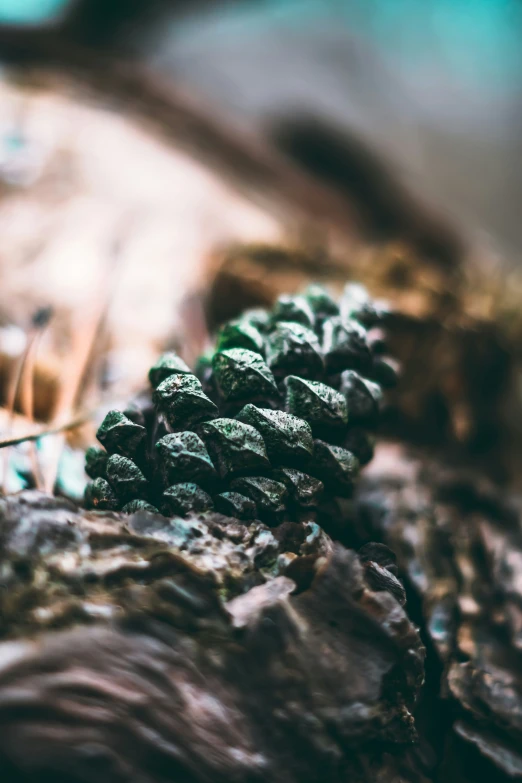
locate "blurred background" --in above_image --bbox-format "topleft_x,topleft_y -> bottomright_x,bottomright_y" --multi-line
0,0 -> 521,495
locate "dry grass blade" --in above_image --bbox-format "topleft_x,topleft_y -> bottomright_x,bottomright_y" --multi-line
19,309 -> 53,490
41,303 -> 105,494
1,308 -> 53,494
41,219 -> 129,494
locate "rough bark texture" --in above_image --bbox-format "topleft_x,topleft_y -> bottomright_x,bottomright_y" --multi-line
0,491 -> 425,782
355,443 -> 522,781
2,443 -> 521,781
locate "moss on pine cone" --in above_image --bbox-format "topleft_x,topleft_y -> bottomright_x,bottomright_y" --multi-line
84,284 -> 393,526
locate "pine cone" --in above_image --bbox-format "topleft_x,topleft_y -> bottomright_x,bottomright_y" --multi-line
84,284 -> 394,526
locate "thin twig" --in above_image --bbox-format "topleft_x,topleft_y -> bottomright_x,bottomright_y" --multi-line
0,409 -> 93,450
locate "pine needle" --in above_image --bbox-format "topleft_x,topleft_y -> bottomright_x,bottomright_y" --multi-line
1,307 -> 53,493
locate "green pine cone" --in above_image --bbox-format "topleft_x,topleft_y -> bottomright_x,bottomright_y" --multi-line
84,283 -> 392,528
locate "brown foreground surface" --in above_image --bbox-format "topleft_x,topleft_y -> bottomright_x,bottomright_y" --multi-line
0,440 -> 520,781
0,488 -> 424,782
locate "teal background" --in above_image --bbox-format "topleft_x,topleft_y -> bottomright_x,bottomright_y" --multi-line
1,0 -> 521,95
174,0 -> 522,96
0,0 -> 69,25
